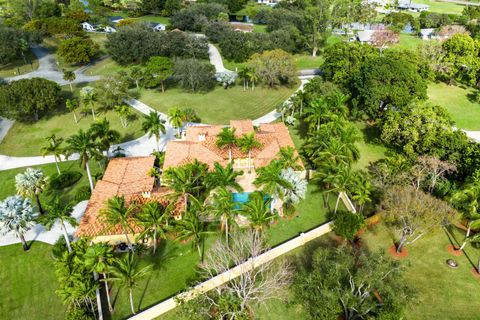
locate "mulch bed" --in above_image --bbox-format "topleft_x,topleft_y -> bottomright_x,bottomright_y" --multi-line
446,244 -> 463,256
471,268 -> 480,279
388,245 -> 409,259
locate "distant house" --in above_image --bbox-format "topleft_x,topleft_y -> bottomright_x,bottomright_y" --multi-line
397,1 -> 429,12
108,16 -> 124,24
257,0 -> 280,6
356,30 -> 376,43
420,28 -> 436,40
81,22 -> 95,32
230,22 -> 254,33
149,22 -> 166,32
99,25 -> 116,33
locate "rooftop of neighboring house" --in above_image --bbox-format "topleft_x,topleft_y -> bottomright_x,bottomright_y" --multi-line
163,120 -> 304,171
76,156 -> 184,238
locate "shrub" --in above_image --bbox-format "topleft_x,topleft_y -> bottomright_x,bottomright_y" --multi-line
51,236 -> 68,260
75,185 -> 91,202
49,171 -> 83,190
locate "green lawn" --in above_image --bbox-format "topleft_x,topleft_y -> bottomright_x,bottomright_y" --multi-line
428,82 -> 480,131
393,33 -> 424,50
82,56 -> 127,76
0,242 -> 65,320
414,0 -> 466,14
354,122 -> 389,170
0,83 -> 144,157
293,54 -> 323,70
0,50 -> 39,77
137,85 -> 297,124
362,223 -> 480,319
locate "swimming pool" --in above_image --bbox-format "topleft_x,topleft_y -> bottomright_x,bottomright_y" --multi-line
232,192 -> 271,209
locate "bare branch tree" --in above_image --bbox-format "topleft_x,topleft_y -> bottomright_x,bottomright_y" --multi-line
371,30 -> 399,52
415,155 -> 456,193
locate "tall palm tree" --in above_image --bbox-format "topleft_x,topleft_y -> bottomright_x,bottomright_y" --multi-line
63,70 -> 76,92
349,172 -> 372,213
451,183 -> 480,250
238,192 -> 274,233
142,111 -> 166,151
238,66 -> 250,90
175,205 -> 212,261
168,107 -> 185,137
0,196 -> 37,251
115,105 -> 133,128
247,67 -> 258,91
80,86 -> 97,121
101,196 -> 136,249
89,118 -> 121,158
66,98 -> 79,124
84,243 -> 115,313
38,196 -> 77,252
254,161 -> 292,202
205,162 -> 243,192
326,164 -> 357,214
277,146 -> 302,170
15,168 -> 48,215
216,127 -> 237,162
303,97 -> 329,131
65,129 -> 102,192
206,186 -> 237,247
41,134 -> 64,175
237,133 -> 262,172
137,202 -> 170,255
109,253 -> 152,315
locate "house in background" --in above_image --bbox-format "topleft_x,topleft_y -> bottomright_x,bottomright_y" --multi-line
257,0 -> 280,6
397,1 -> 429,12
230,22 -> 254,33
420,28 -> 436,40
149,22 -> 167,31
81,22 -> 95,32
76,156 -> 184,246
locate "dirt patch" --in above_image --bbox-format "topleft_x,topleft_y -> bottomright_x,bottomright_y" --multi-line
471,268 -> 480,279
446,244 -> 463,256
388,245 -> 409,259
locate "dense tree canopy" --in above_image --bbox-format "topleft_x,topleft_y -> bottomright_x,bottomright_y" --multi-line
58,37 -> 99,65
173,59 -> 216,92
0,78 -> 62,121
0,26 -> 39,65
248,49 -> 297,87
171,3 -> 227,31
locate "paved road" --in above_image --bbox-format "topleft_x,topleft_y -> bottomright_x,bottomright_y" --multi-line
6,46 -> 101,85
0,117 -> 14,144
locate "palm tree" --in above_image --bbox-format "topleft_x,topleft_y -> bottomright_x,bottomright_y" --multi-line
277,146 -> 302,170
15,168 -> 48,215
40,134 -> 64,175
206,186 -> 236,247
37,196 -> 77,252
326,164 -> 357,214
216,127 -> 237,162
254,161 -> 292,202
237,133 -> 262,172
142,111 -> 166,151
0,196 -> 37,251
451,183 -> 480,250
89,118 -> 121,158
238,66 -> 250,90
65,129 -> 102,192
247,67 -> 258,91
137,202 -> 170,255
238,191 -> 274,233
80,86 -> 97,121
84,243 -> 115,313
115,105 -> 133,128
100,195 -> 136,249
175,205 -> 212,261
303,97 -> 329,131
350,172 -> 372,213
66,98 -> 79,124
168,107 -> 185,137
63,70 -> 76,92
205,162 -> 243,192
109,253 -> 152,315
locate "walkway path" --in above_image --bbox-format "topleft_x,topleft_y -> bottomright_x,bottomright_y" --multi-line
5,46 -> 101,85
0,117 -> 13,144
129,221 -> 333,320
0,201 -> 88,246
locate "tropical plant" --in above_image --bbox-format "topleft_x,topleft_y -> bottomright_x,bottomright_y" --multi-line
238,191 -> 274,233
0,196 -> 37,251
114,104 -> 133,128
206,186 -> 237,247
65,129 -> 102,192
142,111 -> 166,151
15,167 -> 48,215
38,196 -> 77,252
237,132 -> 262,172
84,243 -> 115,313
100,195 -> 136,250
280,168 -> 308,205
41,134 -> 64,175
332,210 -> 365,245
205,162 -> 243,192
137,202 -> 170,255
215,127 -> 237,162
451,182 -> 480,250
168,107 -> 185,137
89,117 -> 121,157
254,161 -> 291,201
63,70 -> 76,92
80,86 -> 97,120
109,253 -> 152,315
66,98 -> 79,124
277,146 -> 302,171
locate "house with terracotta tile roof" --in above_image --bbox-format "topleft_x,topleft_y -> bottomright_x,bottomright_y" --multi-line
76,156 -> 184,244
163,120 -> 304,194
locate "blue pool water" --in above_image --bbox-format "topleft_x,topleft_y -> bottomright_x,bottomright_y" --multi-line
232,192 -> 271,209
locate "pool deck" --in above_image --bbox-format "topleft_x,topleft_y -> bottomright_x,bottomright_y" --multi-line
236,170 -> 256,192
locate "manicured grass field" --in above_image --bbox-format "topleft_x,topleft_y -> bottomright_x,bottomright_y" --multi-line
293,54 -> 323,70
354,122 -> 389,170
428,82 -> 480,130
83,57 -> 126,76
361,223 -> 480,319
0,50 -> 39,77
137,85 -> 297,124
0,242 -> 64,320
414,0 -> 466,14
393,33 -> 424,50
